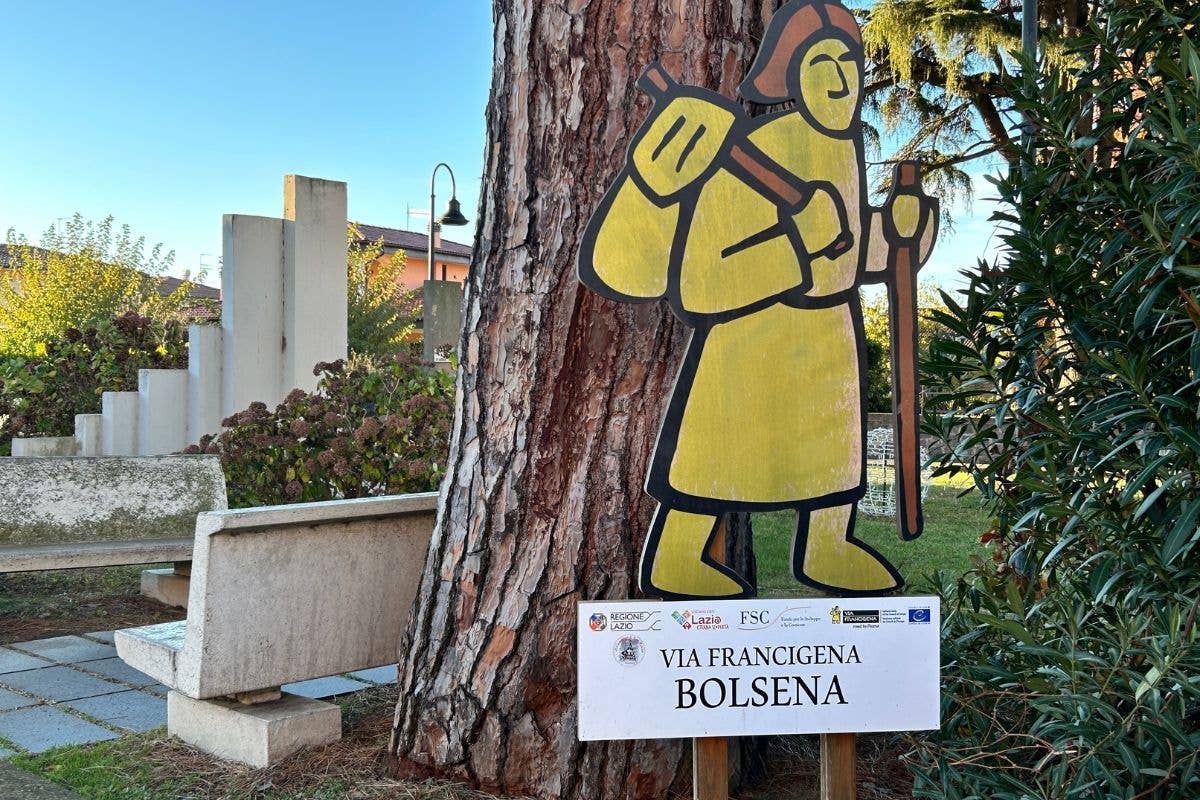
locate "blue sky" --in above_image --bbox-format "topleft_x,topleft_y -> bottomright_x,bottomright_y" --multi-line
0,1 -> 999,290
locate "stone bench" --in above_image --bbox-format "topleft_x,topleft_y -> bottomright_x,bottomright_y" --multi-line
115,491 -> 437,766
0,456 -> 227,580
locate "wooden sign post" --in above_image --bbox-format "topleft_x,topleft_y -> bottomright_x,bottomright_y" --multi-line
693,525 -> 730,800
820,732 -> 857,800
693,736 -> 729,800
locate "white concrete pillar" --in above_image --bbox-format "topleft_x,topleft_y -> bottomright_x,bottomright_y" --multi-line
222,214 -> 284,417
102,391 -> 139,456
188,324 -> 224,444
74,414 -> 103,456
282,175 -> 347,397
138,369 -> 189,455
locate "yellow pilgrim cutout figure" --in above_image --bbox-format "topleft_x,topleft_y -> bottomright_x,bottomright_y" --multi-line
578,0 -> 938,598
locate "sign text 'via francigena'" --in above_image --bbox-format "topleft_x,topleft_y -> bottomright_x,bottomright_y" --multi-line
576,597 -> 939,741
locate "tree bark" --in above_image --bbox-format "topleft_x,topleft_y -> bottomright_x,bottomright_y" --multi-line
388,2 -> 777,798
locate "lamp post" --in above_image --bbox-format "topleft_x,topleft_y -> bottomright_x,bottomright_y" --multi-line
424,163 -> 469,364
428,163 -> 469,281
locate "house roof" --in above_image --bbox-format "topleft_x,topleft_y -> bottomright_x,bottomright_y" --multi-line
0,244 -> 220,300
351,223 -> 472,261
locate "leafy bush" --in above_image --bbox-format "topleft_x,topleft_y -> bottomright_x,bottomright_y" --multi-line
0,313 -> 189,454
914,3 -> 1200,797
190,354 -> 454,508
1,215 -> 205,357
347,226 -> 419,357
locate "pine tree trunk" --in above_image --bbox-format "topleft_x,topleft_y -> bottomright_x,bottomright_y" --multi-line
388,2 -> 777,798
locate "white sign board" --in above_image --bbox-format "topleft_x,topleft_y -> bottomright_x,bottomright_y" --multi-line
577,597 -> 939,741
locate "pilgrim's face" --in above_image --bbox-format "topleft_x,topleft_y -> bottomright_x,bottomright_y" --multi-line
797,37 -> 860,133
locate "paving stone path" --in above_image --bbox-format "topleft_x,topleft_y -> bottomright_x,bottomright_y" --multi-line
0,631 -> 397,757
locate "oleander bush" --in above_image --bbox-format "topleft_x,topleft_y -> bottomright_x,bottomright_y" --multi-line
190,354 -> 454,508
913,3 -> 1200,798
0,313 -> 188,455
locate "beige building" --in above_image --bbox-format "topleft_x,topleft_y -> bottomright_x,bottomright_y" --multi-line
350,223 -> 470,291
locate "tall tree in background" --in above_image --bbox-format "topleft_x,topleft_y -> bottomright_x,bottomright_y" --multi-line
859,0 -> 1090,204
388,1 -> 777,797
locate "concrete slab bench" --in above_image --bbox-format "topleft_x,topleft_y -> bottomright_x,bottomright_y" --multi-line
0,456 -> 227,577
115,491 -> 437,766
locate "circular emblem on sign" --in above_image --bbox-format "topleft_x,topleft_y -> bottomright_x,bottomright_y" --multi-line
613,635 -> 645,666
589,613 -> 608,631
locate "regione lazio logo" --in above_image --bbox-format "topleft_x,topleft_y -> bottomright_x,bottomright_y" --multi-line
672,611 -> 693,630
908,608 -> 931,624
613,636 -> 646,666
588,613 -> 608,631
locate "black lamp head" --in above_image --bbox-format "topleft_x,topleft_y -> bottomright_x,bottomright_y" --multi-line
438,198 -> 469,227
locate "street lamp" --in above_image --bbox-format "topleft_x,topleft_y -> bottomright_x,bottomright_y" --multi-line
428,162 -> 469,281
424,163 -> 469,366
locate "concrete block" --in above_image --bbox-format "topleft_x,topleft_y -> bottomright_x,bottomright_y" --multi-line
116,492 -> 437,699
0,539 -> 193,573
101,391 -> 139,455
111,621 -> 184,690
138,369 -> 189,455
282,175 -> 347,396
10,437 -> 77,457
422,279 -> 464,364
167,691 -> 340,767
140,568 -> 190,608
0,706 -> 117,754
65,690 -> 166,732
0,649 -> 51,675
0,455 -> 226,550
222,214 -> 284,416
187,324 -> 223,444
8,636 -> 115,664
73,414 -> 103,456
0,665 -> 124,702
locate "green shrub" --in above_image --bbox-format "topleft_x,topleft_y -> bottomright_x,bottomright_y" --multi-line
347,225 -> 419,358
1,215 -> 204,357
0,313 -> 189,454
914,3 -> 1200,797
190,354 -> 454,508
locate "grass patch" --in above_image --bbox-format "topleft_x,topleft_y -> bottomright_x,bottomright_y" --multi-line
0,565 -> 183,644
11,687 -> 503,800
753,480 -> 991,598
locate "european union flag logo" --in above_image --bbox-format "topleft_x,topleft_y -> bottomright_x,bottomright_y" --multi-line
908,608 -> 931,624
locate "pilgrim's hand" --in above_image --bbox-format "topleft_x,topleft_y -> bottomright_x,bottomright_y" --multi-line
790,186 -> 852,260
631,96 -> 735,200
